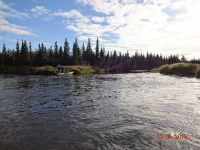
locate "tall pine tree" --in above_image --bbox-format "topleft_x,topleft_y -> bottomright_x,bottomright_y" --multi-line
95,37 -> 100,66
20,40 -> 30,66
63,38 -> 70,65
72,37 -> 80,65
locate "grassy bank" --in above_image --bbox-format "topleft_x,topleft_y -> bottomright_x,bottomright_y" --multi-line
64,66 -> 95,75
153,63 -> 200,78
131,70 -> 150,73
0,66 -> 56,75
0,65 -> 107,75
64,66 -> 108,74
31,66 -> 56,75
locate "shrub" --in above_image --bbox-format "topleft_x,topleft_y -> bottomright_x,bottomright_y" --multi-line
159,63 -> 198,77
196,68 -> 200,78
31,66 -> 56,75
64,66 -> 95,75
151,67 -> 161,73
160,65 -> 170,74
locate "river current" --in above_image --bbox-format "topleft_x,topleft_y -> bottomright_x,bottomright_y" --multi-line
0,73 -> 200,150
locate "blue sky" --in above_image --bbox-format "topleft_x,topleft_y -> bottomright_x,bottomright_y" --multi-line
0,0 -> 87,49
1,0 -> 200,58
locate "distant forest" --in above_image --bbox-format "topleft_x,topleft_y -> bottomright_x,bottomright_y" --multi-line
0,37 -> 184,72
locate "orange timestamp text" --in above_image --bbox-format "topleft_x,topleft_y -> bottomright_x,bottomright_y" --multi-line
157,133 -> 188,140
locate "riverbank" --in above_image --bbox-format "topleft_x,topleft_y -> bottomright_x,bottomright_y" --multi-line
0,66 -> 108,75
0,65 -> 154,75
153,63 -> 200,78
130,70 -> 150,73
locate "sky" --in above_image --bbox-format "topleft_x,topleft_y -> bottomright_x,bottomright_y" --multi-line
1,0 -> 200,59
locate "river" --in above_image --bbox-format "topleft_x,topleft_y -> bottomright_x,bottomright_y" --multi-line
0,73 -> 200,150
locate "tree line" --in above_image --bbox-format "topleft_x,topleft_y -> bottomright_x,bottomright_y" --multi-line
0,37 -> 181,73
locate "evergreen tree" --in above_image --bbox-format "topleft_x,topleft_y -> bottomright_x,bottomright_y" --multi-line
95,37 -> 100,66
86,38 -> 93,65
1,44 -> 6,66
63,38 -> 70,65
20,40 -> 30,66
59,46 -> 63,64
54,41 -> 59,58
0,37 -> 182,72
54,41 -> 59,65
2,43 -> 6,53
99,47 -> 105,67
15,40 -> 20,66
72,37 -> 80,65
112,50 -> 117,66
16,40 -> 20,55
29,42 -> 33,65
48,46 -> 54,65
82,43 -> 86,64
34,43 -> 46,66
181,55 -> 187,62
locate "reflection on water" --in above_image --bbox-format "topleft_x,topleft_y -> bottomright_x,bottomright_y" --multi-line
0,73 -> 200,150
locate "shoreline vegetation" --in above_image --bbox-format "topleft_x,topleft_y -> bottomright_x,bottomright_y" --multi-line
2,37 -> 200,77
153,63 -> 200,79
0,65 -> 151,75
0,37 -> 183,75
0,65 -> 107,75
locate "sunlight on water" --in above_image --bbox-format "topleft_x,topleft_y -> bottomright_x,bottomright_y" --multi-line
0,73 -> 200,150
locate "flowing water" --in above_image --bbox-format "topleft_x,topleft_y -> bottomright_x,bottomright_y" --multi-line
0,73 -> 200,150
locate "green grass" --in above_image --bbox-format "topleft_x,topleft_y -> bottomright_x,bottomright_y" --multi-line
151,67 -> 161,73
64,65 -> 95,75
0,65 -> 107,75
195,67 -> 200,78
158,63 -> 200,78
0,66 -> 56,75
30,66 -> 56,75
0,66 -> 31,75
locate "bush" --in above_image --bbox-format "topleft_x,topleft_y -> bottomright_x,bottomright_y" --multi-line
160,65 -> 170,74
94,67 -> 107,74
196,68 -> 200,78
64,66 -> 95,75
159,63 -> 198,77
0,66 -> 31,75
151,67 -> 161,73
31,66 -> 56,75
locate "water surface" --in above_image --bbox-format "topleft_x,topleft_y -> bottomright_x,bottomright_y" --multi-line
0,73 -> 200,150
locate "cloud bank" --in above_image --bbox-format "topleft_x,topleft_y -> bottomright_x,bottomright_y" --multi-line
0,0 -> 34,35
56,0 -> 200,57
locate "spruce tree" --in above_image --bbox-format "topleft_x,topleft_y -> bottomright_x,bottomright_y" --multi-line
86,38 -> 93,65
48,46 -> 54,65
20,40 -> 30,66
54,41 -> 59,58
29,42 -> 33,65
34,43 -> 46,66
59,46 -> 63,64
63,38 -> 70,65
82,43 -> 86,64
72,37 -> 79,65
99,47 -> 105,67
95,37 -> 100,66
2,43 -> 6,53
54,41 -> 59,65
2,44 -> 6,66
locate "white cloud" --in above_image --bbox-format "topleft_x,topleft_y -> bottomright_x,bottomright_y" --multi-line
0,0 -> 34,35
31,6 -> 49,16
54,9 -> 89,23
91,16 -> 105,23
70,0 -> 200,58
0,17 -> 34,35
54,9 -> 113,39
0,0 -> 29,18
54,10 -> 103,37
